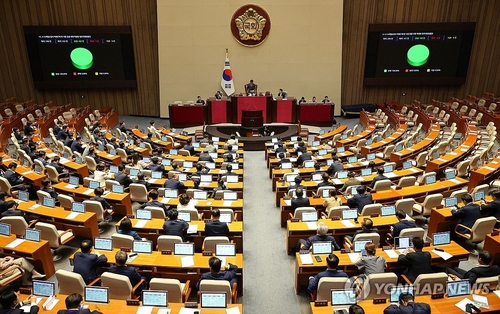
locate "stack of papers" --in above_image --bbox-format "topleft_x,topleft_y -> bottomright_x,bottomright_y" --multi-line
299,254 -> 313,265
6,239 -> 25,249
432,249 -> 452,260
306,222 -> 317,230
283,200 -> 291,206
134,220 -> 148,228
341,220 -> 355,228
348,253 -> 360,263
187,225 -> 198,234
384,249 -> 399,259
181,256 -> 194,267
66,212 -> 80,220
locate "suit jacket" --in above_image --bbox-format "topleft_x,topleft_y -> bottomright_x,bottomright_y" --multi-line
451,203 -> 481,234
140,200 -> 169,215
297,153 -> 312,166
163,220 -> 189,240
347,193 -> 373,214
53,125 -> 61,135
4,170 -> 23,186
108,265 -> 143,294
183,145 -> 195,156
301,234 -> 341,251
317,181 -> 334,187
49,162 -> 65,174
481,200 -> 500,227
196,263 -> 238,290
204,220 -> 229,236
57,309 -> 102,314
277,158 -> 290,168
392,220 -> 416,238
463,265 -> 500,285
73,252 -> 108,284
370,174 -> 389,188
89,196 -> 111,210
40,187 -> 58,199
57,130 -> 68,141
1,305 -> 39,314
118,229 -> 142,241
307,269 -> 348,293
398,251 -> 432,283
70,141 -> 84,154
115,172 -> 133,188
291,196 -> 310,210
1,210 -> 30,223
164,179 -> 186,190
149,164 -> 165,172
198,154 -> 214,162
383,302 -> 431,314
327,162 -> 344,176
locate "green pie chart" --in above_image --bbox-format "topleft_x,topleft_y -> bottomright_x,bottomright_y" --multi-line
70,47 -> 93,70
407,44 -> 429,67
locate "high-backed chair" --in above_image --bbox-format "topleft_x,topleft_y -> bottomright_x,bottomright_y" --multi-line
36,190 -> 51,204
35,222 -> 75,261
455,160 -> 470,177
360,204 -> 382,217
202,236 -> 230,252
372,179 -> 392,191
311,277 -> 350,301
101,272 -> 145,300
0,217 -> 34,236
361,273 -> 398,300
149,278 -> 191,303
0,177 -> 23,196
0,264 -> 24,287
56,269 -> 99,295
198,280 -> 237,304
129,183 -> 148,203
156,235 -> 183,251
397,176 -> 416,188
219,208 -> 237,222
394,198 -> 414,217
143,206 -> 166,219
345,233 -> 380,250
111,233 -> 134,249
177,208 -> 202,221
415,152 -> 427,168
475,276 -> 499,290
375,145 -> 395,160
289,207 -> 317,221
455,216 -> 496,245
105,179 -> 120,191
403,273 -> 448,295
322,206 -> 351,219
471,184 -> 489,199
413,194 -> 443,216
46,165 -> 65,183
58,195 -> 75,210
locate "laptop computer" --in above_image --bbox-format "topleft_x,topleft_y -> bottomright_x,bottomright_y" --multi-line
390,285 -> 414,303
0,223 -> 10,236
112,185 -> 124,194
447,280 -> 470,298
311,241 -> 332,255
174,242 -> 195,255
132,240 -> 153,254
72,202 -> 85,213
136,209 -> 152,220
473,191 -> 485,201
425,175 -> 437,185
353,240 -> 372,253
381,205 -> 396,216
433,231 -> 451,246
25,228 -> 40,242
402,160 -> 412,170
215,243 -> 236,256
94,237 -> 113,251
89,180 -> 100,189
395,236 -> 413,250
142,290 -> 168,307
331,289 -> 357,314
444,197 -> 458,208
301,212 -> 318,222
342,209 -> 358,220
84,286 -> 109,304
33,280 -> 55,297
200,292 -> 227,309
43,197 -> 55,208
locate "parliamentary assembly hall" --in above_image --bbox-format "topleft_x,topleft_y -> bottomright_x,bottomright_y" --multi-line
0,1 -> 499,313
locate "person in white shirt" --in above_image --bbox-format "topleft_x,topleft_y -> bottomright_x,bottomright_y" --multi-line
93,163 -> 112,187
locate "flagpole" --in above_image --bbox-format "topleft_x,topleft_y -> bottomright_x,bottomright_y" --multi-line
226,48 -> 228,58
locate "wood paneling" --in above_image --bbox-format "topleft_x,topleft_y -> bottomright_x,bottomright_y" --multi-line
0,0 -> 158,116
342,0 -> 500,106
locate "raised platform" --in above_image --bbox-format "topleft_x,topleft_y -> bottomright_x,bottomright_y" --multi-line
205,124 -> 299,151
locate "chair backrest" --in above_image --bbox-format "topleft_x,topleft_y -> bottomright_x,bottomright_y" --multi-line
219,208 -> 235,222
45,165 -> 61,183
383,145 -> 395,158
129,183 -> 149,202
360,203 -> 383,217
116,148 -> 128,162
0,216 -> 28,236
143,206 -> 166,219
372,179 -> 392,191
58,194 -> 75,210
421,194 -> 443,216
177,208 -> 200,221
294,207 -> 317,220
416,152 -> 427,167
198,280 -> 232,304
489,103 -> 497,111
104,179 -> 119,191
413,273 -> 448,295
362,273 -> 398,299
395,198 -> 415,216
111,233 -> 134,249
157,235 -> 183,251
455,160 -> 470,177
83,200 -> 105,221
202,236 -> 229,252
149,278 -> 184,303
84,156 -> 97,171
475,276 -> 499,290
399,227 -> 425,240
33,159 -> 46,173
418,171 -> 436,184
178,149 -> 191,156
397,176 -> 416,188
470,217 -> 497,242
35,222 -> 61,248
316,277 -> 350,300
101,272 -> 133,300
471,184 -> 489,198
37,190 -> 51,203
56,269 -> 85,295
327,206 -> 351,219
353,233 -> 380,248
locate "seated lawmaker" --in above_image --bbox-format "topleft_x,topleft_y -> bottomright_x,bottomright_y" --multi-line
345,218 -> 378,242
297,222 -> 340,252
164,173 -> 186,190
326,156 -> 344,176
370,167 -> 388,189
292,187 -> 310,211
391,210 -> 416,239
73,239 -> 108,285
288,176 -> 304,192
383,292 -> 430,314
204,208 -> 229,236
317,172 -> 334,187
397,237 -> 432,283
323,188 -> 342,215
196,256 -> 239,290
140,190 -> 168,215
307,253 -> 348,294
480,190 -> 500,228
276,153 -> 290,168
452,193 -> 481,252
109,251 -> 146,296
0,288 -> 39,314
57,293 -> 103,314
341,172 -> 361,192
163,209 -> 189,240
117,217 -> 142,241
446,250 -> 500,285
347,185 -> 372,214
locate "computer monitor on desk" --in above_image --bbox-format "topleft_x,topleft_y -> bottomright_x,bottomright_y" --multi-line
390,286 -> 414,303
200,174 -> 212,182
337,147 -> 345,153
200,292 -> 227,309
337,171 -> 348,179
353,240 -> 372,253
33,280 -> 55,297
69,176 -> 80,186
383,164 -> 394,173
402,160 -> 412,170
84,286 -> 109,304
304,160 -> 315,168
361,168 -> 372,176
444,197 -> 458,208
89,180 -> 100,190
318,149 -> 327,156
445,169 -> 456,180
395,237 -> 412,250
193,191 -> 208,200
425,175 -> 437,185
132,240 -> 152,254
347,157 -> 357,164
381,205 -> 396,216
215,243 -> 236,256
18,191 -> 29,202
367,153 -> 375,161
129,169 -> 139,177
281,162 -> 292,170
312,242 -> 332,255
433,231 -> 451,246
0,223 -> 10,236
342,209 -> 358,221
94,237 -> 113,251
142,290 -> 168,307
174,242 -> 194,255
301,212 -> 318,222
474,191 -> 485,202
72,202 -> 85,213
447,280 -> 470,297
331,289 -> 356,307
42,197 -> 55,208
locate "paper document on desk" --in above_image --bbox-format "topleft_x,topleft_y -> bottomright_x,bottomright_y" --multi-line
22,171 -> 33,175
223,200 -> 233,206
483,166 -> 495,171
199,182 -> 209,187
134,220 -> 148,228
450,179 -> 462,184
190,200 -> 198,205
472,294 -> 489,309
384,249 -> 399,259
66,212 -> 80,220
59,157 -> 69,164
332,179 -> 343,185
160,198 -> 171,204
29,204 -> 41,210
47,153 -> 58,158
226,307 -> 241,314
385,172 -> 397,178
6,239 -> 25,248
181,256 -> 194,267
64,184 -> 78,189
187,225 -> 198,234
455,298 -> 474,312
449,152 -> 458,155
348,253 -> 360,263
432,249 -> 452,260
299,254 -> 313,265
156,309 -> 171,314
306,222 -> 317,230
147,179 -> 157,184
341,220 -> 355,228
136,306 -> 153,314
82,189 -> 93,195
493,290 -> 500,298
178,308 -> 198,314
408,168 -> 419,173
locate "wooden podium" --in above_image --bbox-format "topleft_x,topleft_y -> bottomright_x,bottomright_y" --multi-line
241,110 -> 263,128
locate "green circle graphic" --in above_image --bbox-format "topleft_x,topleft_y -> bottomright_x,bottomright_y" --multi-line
407,44 -> 429,67
70,47 -> 93,70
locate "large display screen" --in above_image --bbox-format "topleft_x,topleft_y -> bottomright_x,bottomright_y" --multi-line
364,23 -> 475,85
24,26 -> 136,89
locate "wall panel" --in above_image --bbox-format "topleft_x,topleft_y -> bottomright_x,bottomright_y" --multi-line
0,0 -> 158,116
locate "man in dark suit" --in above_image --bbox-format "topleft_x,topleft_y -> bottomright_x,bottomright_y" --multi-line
163,209 -> 189,240
275,142 -> 287,154
149,157 -> 165,172
0,192 -> 17,215
326,156 -> 344,176
295,141 -> 307,154
481,190 -> 500,228
204,208 -> 229,236
307,253 -> 348,294
109,251 -> 146,296
114,165 -> 133,188
452,193 -> 481,252
134,173 -> 150,191
164,173 -> 186,190
119,121 -> 132,135
383,292 -> 431,314
291,187 -> 310,211
391,210 -> 416,239
317,172 -> 334,187
4,162 -> 33,196
297,222 -> 340,252
0,288 -> 39,314
196,256 -> 239,290
345,218 -> 379,242
40,179 -> 58,199
90,187 -> 112,221
225,164 -> 237,176
276,153 -> 290,168
183,138 -> 196,156
288,176 -> 304,192
57,293 -> 102,314
397,237 -> 432,283
12,127 -> 23,141
73,240 -> 108,285
347,185 -> 373,214
198,150 -> 214,162
446,250 -> 500,285
49,156 -> 67,174
56,125 -> 69,141
140,190 -> 168,215
297,151 -> 312,166
0,202 -> 30,223
196,95 -> 205,105
70,136 -> 84,154
53,121 -> 63,136
370,167 -> 389,189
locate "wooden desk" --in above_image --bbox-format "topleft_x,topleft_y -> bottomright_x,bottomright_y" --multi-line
396,177 -> 469,200
116,218 -> 243,253
69,249 -> 244,294
97,150 -> 122,166
1,157 -> 46,187
313,125 -> 347,142
0,234 -> 55,278
484,234 -> 500,265
390,124 -> 440,167
53,182 -> 133,215
469,156 -> 500,191
295,241 -> 468,293
286,216 -> 398,254
17,200 -> 99,239
360,125 -> 407,156
18,293 -> 243,314
159,198 -> 244,221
